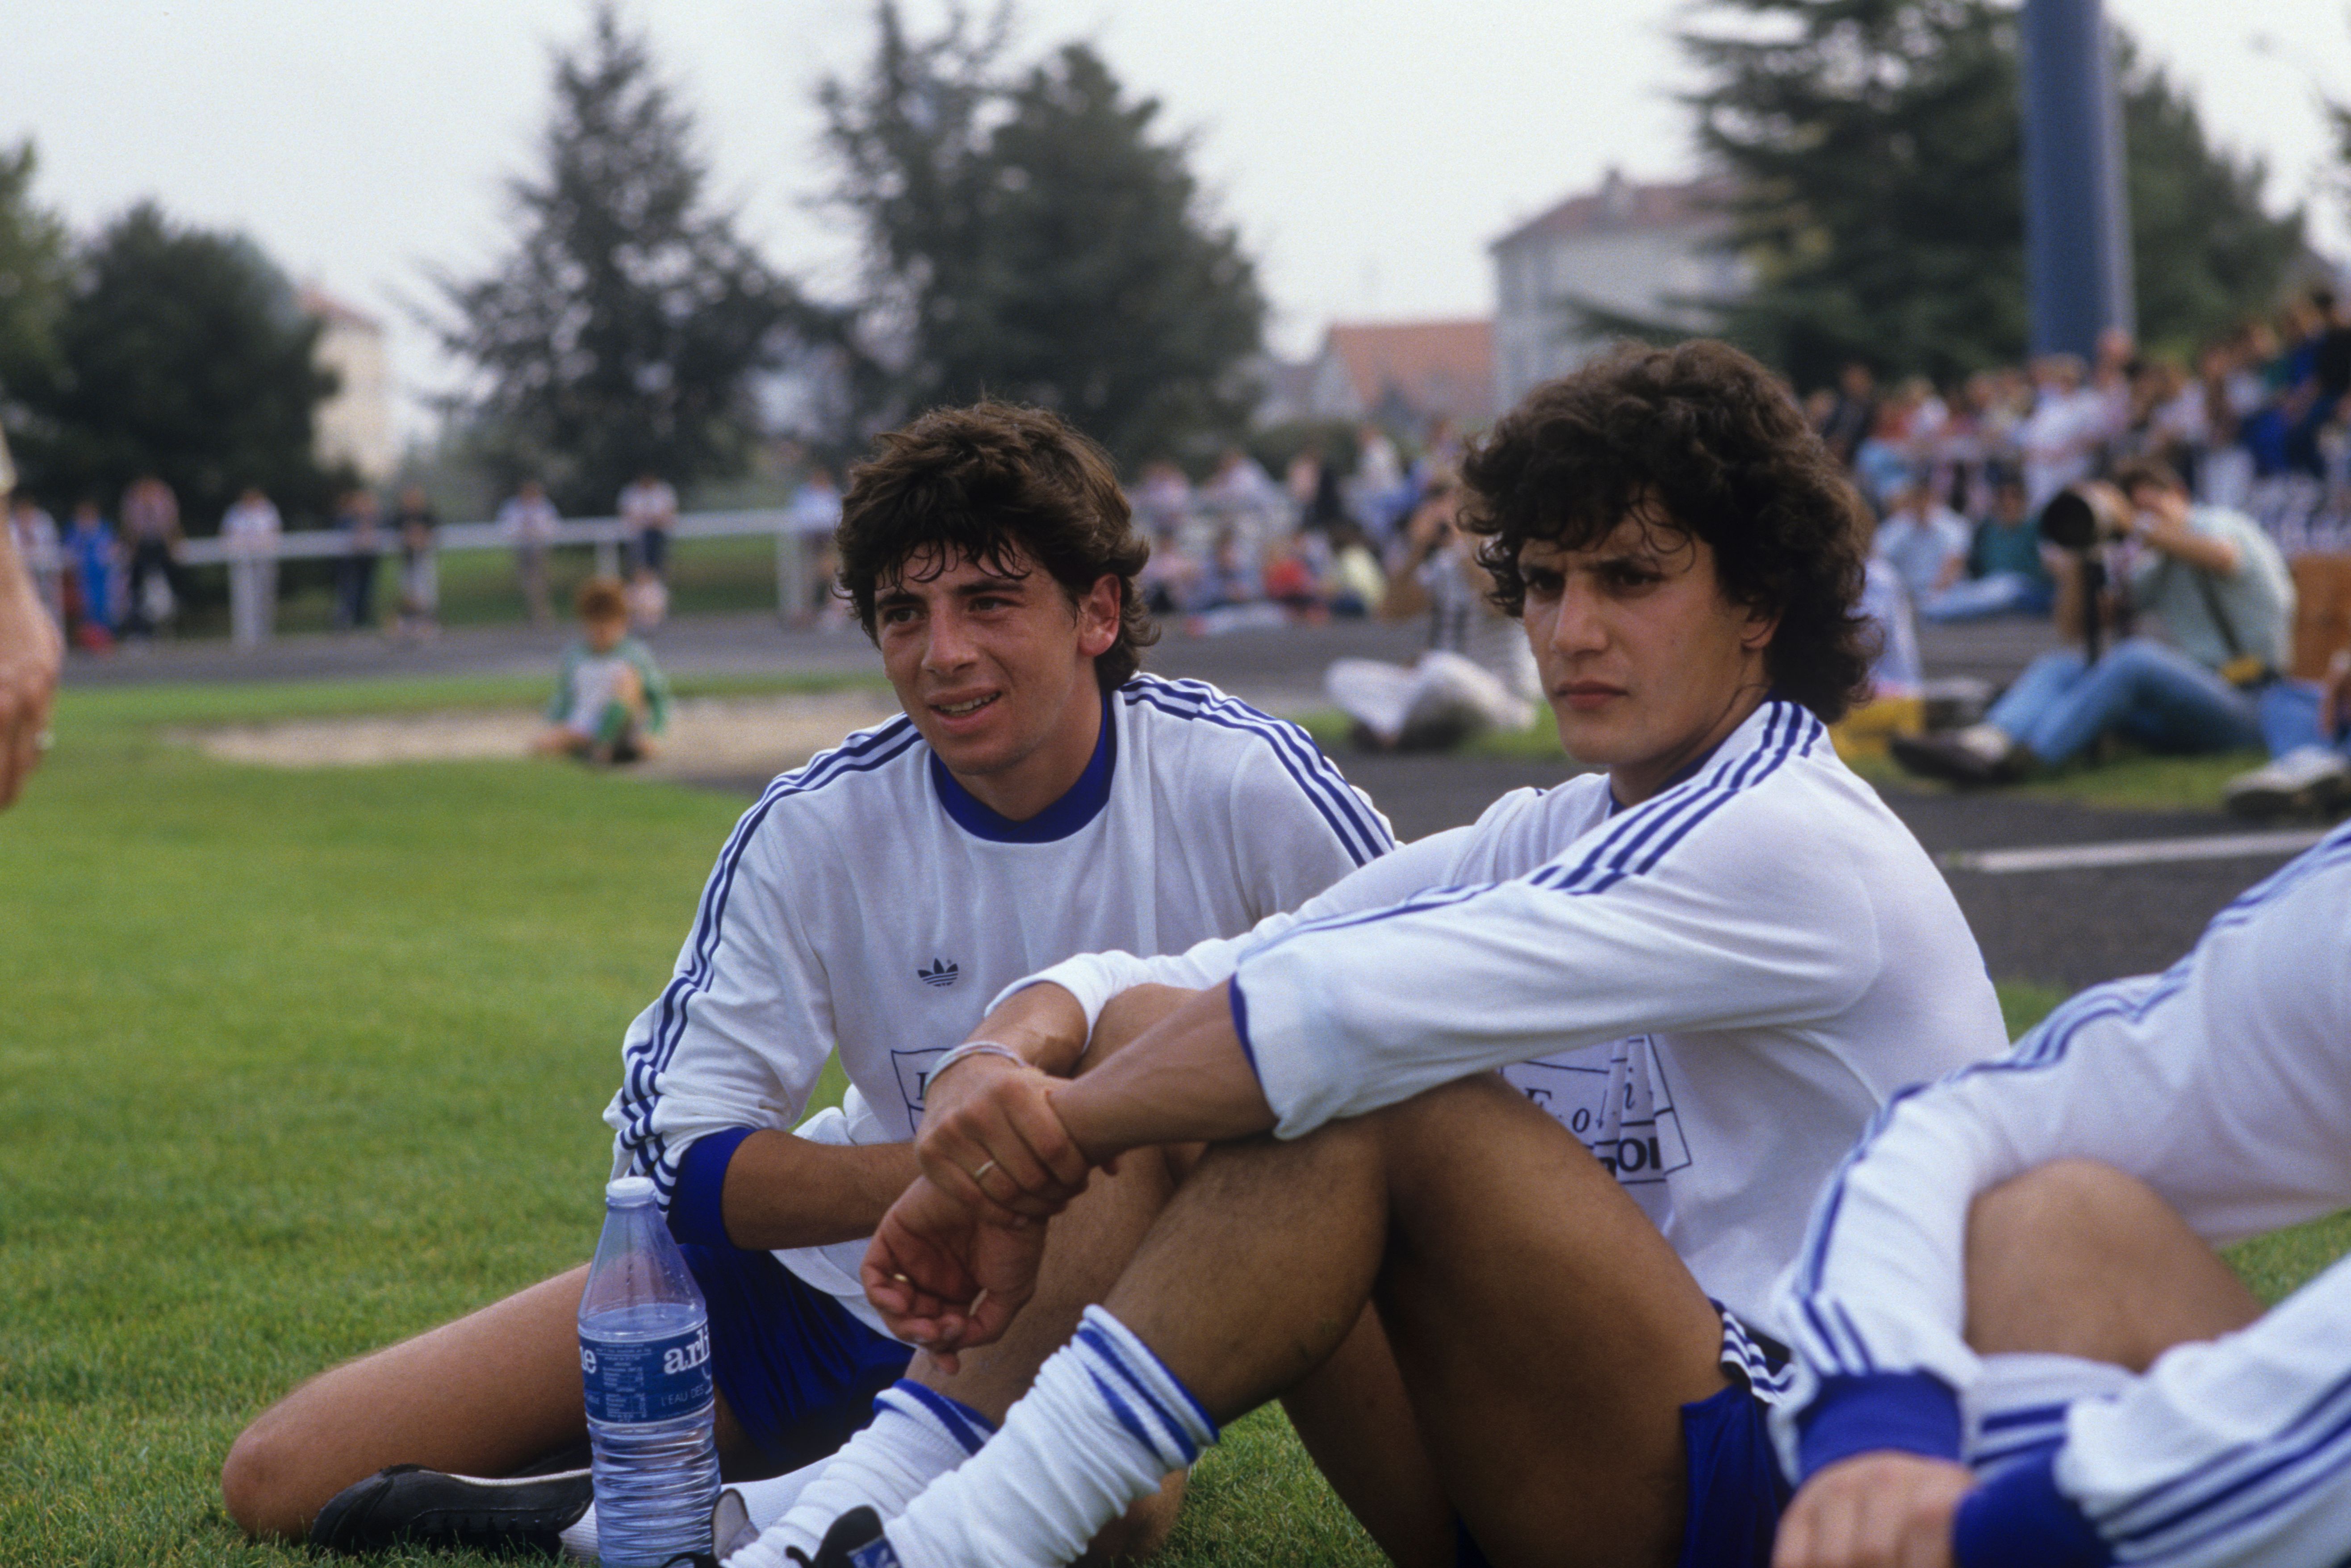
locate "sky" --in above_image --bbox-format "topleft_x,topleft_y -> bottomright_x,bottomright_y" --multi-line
6,0 -> 2350,440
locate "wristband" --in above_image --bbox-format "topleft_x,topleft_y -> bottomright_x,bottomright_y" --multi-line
928,1040 -> 1027,1092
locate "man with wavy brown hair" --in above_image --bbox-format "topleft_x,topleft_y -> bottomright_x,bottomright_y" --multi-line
801,343 -> 2007,1568
219,401 -> 1392,1560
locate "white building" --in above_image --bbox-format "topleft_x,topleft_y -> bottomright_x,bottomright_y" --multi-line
1490,171 -> 1745,410
299,285 -> 396,484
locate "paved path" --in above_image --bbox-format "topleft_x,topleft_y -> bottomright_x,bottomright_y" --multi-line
81,606 -> 2285,993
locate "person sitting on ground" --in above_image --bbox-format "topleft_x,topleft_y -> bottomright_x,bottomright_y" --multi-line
531,577 -> 670,764
2221,643 -> 2351,819
767,341 -> 2010,1568
1323,472 -> 1539,751
1874,477 -> 1970,606
1920,470 -> 2052,622
1770,818 -> 2351,1568
217,401 -> 1390,1560
1891,458 -> 2292,786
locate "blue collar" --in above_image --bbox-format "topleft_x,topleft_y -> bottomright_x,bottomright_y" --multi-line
1604,692 -> 1791,815
930,688 -> 1118,844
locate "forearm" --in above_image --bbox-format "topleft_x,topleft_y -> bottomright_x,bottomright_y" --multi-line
719,1129 -> 920,1250
1049,982 -> 1274,1162
964,982 -> 1092,1077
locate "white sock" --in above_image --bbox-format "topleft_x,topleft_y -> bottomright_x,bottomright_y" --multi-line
727,1451 -> 833,1533
726,1380 -> 996,1568
558,1506 -> 598,1560
881,1306 -> 1217,1568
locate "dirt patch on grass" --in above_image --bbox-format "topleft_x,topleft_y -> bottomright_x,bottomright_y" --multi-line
180,690 -> 904,782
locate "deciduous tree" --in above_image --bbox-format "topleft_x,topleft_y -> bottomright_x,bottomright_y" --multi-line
15,203 -> 337,528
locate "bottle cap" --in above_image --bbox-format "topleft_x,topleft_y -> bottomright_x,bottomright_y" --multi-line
606,1175 -> 657,1204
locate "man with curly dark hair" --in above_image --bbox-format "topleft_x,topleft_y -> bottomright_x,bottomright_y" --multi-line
218,401 -> 1393,1561
792,342 -> 2008,1568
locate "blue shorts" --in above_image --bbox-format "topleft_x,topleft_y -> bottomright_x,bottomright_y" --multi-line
1677,1315 -> 1795,1568
1452,1311 -> 1795,1568
681,1242 -> 913,1472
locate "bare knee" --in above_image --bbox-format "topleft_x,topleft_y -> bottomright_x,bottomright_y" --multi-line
1967,1158 -> 2259,1368
1076,1469 -> 1186,1565
220,1412 -> 312,1542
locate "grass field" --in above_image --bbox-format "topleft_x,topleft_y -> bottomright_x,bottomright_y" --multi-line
3,677 -> 2343,1566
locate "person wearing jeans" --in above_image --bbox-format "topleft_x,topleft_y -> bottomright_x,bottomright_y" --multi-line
2222,649 -> 2351,817
1892,458 -> 2291,785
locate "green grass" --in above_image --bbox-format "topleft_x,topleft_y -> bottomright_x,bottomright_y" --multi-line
0,678 -> 2339,1565
1849,745 -> 2272,815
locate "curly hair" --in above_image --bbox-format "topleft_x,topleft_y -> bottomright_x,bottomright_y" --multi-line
1459,340 -> 1874,723
836,402 -> 1158,690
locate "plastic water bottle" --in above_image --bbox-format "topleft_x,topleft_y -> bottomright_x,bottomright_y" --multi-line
579,1175 -> 720,1566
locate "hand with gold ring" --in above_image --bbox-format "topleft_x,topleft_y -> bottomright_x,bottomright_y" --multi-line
916,1038 -> 1093,1226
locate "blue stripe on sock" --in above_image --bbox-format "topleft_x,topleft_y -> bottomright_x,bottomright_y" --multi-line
887,1380 -> 996,1457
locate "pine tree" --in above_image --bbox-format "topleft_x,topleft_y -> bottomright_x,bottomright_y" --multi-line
436,4 -> 805,512
1674,0 -> 2304,387
0,140 -> 69,416
821,5 -> 1264,468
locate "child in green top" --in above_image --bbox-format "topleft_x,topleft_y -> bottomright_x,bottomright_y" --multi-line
532,576 -> 669,763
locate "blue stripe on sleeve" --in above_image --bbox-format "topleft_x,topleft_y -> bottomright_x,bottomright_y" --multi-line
1796,1372 -> 1965,1479
614,718 -> 924,1198
2097,1362 -> 2351,1557
667,1125 -> 755,1247
1953,1448 -> 2112,1568
1226,976 -> 1259,1082
1784,825 -> 2351,1439
1121,677 -> 1394,866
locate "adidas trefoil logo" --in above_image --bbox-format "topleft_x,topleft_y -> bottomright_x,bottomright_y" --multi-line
917,958 -> 960,988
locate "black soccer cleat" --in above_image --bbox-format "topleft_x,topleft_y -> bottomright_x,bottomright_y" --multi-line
787,1505 -> 903,1568
309,1462 -> 594,1555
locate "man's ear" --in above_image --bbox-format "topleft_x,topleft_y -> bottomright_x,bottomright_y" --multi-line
1076,575 -> 1122,660
1741,608 -> 1780,654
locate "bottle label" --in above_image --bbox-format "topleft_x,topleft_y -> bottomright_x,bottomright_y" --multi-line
580,1321 -> 713,1424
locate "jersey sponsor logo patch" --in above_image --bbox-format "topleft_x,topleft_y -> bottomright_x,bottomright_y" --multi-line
891,1045 -> 951,1127
917,958 -> 960,988
1504,1035 -> 1691,1186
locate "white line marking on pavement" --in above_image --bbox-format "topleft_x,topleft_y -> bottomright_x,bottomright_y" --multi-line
1942,829 -> 2331,876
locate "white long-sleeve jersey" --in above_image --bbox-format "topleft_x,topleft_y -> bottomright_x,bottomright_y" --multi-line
1772,820 -> 2351,1567
1014,698 -> 2008,1340
604,675 -> 1391,1328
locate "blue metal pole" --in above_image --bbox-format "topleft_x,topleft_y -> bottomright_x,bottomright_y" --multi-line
2021,0 -> 2134,357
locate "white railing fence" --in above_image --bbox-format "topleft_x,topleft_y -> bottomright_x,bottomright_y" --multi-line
174,508 -> 836,644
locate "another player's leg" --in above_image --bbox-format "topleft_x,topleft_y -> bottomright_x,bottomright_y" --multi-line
1278,1305 -> 1455,1568
868,1073 -> 1732,1568
220,1265 -> 597,1542
1965,1158 -> 2263,1367
219,1259 -> 795,1548
744,1139 -> 1196,1567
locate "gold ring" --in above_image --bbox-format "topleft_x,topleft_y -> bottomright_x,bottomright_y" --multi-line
971,1159 -> 998,1184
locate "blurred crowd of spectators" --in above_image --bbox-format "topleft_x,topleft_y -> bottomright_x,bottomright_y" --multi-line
1816,294 -> 2351,817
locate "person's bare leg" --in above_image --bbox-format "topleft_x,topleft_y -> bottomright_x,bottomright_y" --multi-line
1102,1074 -> 1728,1568
1966,1158 -> 2263,1369
222,1267 -> 594,1540
221,1263 -> 764,1540
1280,1306 -> 1454,1568
905,1142 -> 1194,1560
